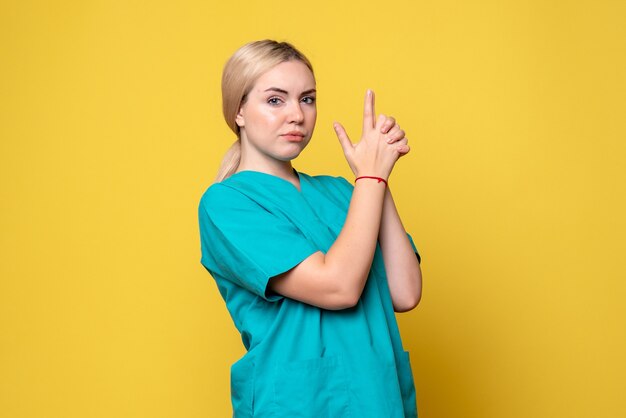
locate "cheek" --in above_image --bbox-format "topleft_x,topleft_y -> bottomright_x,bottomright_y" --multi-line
252,108 -> 280,129
308,109 -> 318,126
242,105 -> 270,126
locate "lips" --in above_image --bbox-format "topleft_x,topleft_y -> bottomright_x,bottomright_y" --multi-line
281,131 -> 305,142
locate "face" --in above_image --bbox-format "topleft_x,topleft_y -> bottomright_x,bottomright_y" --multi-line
236,60 -> 317,166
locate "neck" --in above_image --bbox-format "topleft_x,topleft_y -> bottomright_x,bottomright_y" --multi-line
236,132 -> 301,183
237,153 -> 297,183
238,160 -> 296,179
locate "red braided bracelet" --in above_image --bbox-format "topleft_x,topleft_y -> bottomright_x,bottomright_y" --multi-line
355,176 -> 388,187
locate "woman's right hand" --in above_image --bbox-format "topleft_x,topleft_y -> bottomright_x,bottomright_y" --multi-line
333,89 -> 410,180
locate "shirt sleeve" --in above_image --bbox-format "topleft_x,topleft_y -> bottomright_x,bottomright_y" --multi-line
198,183 -> 319,301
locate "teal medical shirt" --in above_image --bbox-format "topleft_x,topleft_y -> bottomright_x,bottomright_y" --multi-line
198,170 -> 420,418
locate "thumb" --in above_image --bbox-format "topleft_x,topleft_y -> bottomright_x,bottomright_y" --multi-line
333,122 -> 353,155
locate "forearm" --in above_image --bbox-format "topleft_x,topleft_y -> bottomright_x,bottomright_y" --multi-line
268,179 -> 387,310
324,179 -> 387,301
379,188 -> 422,312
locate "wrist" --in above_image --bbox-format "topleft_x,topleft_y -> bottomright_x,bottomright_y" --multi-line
355,175 -> 388,187
354,167 -> 390,181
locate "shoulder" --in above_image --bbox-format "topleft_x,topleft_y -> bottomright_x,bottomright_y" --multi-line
199,182 -> 240,207
198,181 -> 260,222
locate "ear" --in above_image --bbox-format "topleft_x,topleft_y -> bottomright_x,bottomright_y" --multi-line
235,107 -> 245,128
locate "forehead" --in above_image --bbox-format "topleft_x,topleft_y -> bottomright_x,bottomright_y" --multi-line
252,60 -> 316,92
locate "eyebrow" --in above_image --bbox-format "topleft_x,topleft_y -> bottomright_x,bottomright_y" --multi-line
264,87 -> 317,95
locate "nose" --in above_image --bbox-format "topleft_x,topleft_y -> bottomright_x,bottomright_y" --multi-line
287,100 -> 304,124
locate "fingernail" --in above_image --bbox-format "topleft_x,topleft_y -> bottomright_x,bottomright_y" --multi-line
367,89 -> 372,96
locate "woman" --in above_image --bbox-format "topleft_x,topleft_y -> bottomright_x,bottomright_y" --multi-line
198,40 -> 422,417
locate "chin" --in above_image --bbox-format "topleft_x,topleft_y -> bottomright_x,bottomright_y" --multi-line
275,151 -> 303,162
275,144 -> 307,161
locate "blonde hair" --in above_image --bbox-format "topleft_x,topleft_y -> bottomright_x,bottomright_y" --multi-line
215,40 -> 314,182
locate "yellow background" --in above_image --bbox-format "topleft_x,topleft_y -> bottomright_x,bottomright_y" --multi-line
1,0 -> 625,417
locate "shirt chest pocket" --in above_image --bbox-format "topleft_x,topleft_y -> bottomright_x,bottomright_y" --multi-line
271,355 -> 352,418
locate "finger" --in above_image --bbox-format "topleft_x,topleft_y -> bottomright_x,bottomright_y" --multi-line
387,123 -> 404,144
394,137 -> 409,153
381,116 -> 396,134
396,144 -> 410,155
375,114 -> 386,131
333,122 -> 353,154
386,126 -> 405,143
362,89 -> 376,132
394,137 -> 408,147
387,124 -> 400,134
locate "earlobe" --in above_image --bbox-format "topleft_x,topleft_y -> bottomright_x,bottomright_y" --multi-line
235,109 -> 245,127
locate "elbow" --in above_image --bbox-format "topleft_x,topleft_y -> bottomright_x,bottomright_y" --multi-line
324,274 -> 365,310
393,291 -> 421,312
326,288 -> 361,310
393,269 -> 422,312
341,290 -> 362,310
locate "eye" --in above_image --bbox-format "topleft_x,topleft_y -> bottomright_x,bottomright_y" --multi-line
301,96 -> 316,105
267,97 -> 283,106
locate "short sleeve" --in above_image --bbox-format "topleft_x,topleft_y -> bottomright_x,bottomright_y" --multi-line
198,184 -> 319,301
